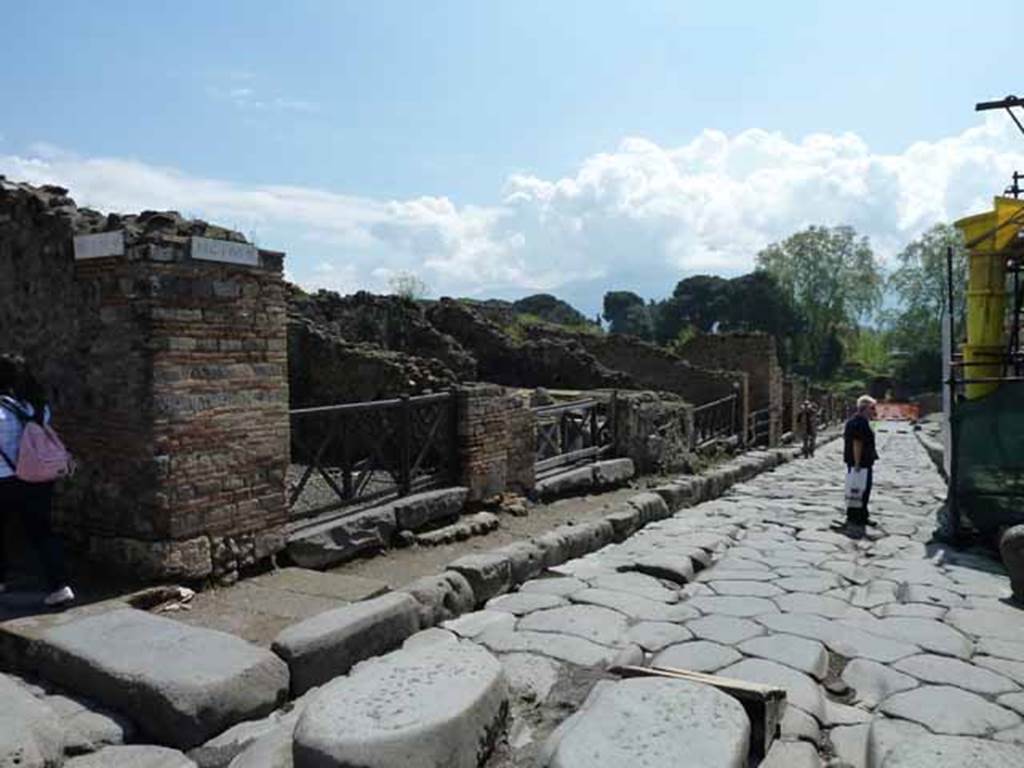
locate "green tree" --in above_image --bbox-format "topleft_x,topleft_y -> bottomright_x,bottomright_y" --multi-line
602,291 -> 653,338
757,225 -> 882,372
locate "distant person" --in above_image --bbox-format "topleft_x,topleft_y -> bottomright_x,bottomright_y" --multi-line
796,400 -> 818,458
841,394 -> 879,539
0,355 -> 75,607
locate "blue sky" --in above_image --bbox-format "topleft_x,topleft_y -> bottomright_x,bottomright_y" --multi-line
4,2 -> 1024,315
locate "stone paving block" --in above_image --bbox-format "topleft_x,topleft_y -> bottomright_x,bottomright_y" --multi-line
570,588 -> 698,623
688,596 -> 779,618
401,627 -> 458,650
995,723 -> 1024,745
974,655 -> 1024,686
977,638 -> 1024,662
392,487 -> 468,531
651,640 -> 741,673
519,576 -> 587,597
737,634 -> 828,680
757,612 -> 919,663
759,740 -> 820,768
0,672 -> 67,767
627,554 -> 694,585
397,570 -> 476,628
475,627 -> 615,667
442,610 -> 516,640
893,653 -> 1019,695
625,621 -> 693,652
842,657 -> 920,708
447,551 -> 513,603
882,734 -> 1024,767
588,572 -> 679,603
902,584 -> 966,608
518,605 -> 629,647
865,717 -> 929,767
686,616 -> 765,645
293,640 -> 508,768
486,592 -> 566,615
774,592 -> 870,619
719,658 -> 825,722
544,678 -> 750,768
829,723 -> 869,768
272,592 -> 419,695
824,699 -> 872,726
500,653 -> 563,703
879,685 -> 1021,735
827,580 -> 900,609
872,602 -> 946,620
997,692 -> 1024,717
32,608 -> 289,750
779,703 -> 821,745
947,607 -> 1024,642
708,580 -> 784,597
63,745 -> 197,767
592,458 -> 635,490
838,616 -> 972,659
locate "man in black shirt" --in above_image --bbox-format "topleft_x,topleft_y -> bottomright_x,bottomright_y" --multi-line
843,395 -> 879,538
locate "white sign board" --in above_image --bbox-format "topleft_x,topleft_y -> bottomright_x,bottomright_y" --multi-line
190,236 -> 258,266
73,230 -> 125,260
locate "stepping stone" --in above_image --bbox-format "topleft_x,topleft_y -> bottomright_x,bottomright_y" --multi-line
651,641 -> 741,673
273,592 -> 419,695
520,577 -> 588,597
880,685 -> 1022,735
519,605 -> 629,647
294,639 -> 508,768
718,658 -> 825,722
625,622 -> 693,652
893,654 -> 1019,695
476,627 -> 615,667
774,592 -> 867,619
500,653 -> 562,702
0,672 -> 66,767
737,634 -> 828,679
688,596 -> 778,618
569,589 -> 698,623
588,572 -> 679,603
881,734 -> 1024,767
32,608 -> 289,750
686,616 -> 764,645
760,740 -> 820,768
757,613 -> 919,663
545,678 -> 750,768
707,580 -> 784,597
486,592 -> 566,615
64,746 -> 196,767
841,658 -> 919,708
443,610 -> 516,639
839,616 -> 972,659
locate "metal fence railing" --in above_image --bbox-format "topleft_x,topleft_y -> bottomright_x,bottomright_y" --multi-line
747,407 -> 771,447
288,391 -> 457,521
691,394 -> 740,450
533,398 -> 611,474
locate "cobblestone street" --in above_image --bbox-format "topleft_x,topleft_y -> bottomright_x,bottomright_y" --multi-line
436,424 -> 1024,767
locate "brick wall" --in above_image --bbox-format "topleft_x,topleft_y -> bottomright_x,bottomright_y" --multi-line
505,396 -> 536,494
679,332 -> 783,446
0,180 -> 289,582
455,384 -> 511,501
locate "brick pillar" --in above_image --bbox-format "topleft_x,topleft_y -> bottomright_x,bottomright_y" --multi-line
455,384 -> 510,501
505,397 -> 536,495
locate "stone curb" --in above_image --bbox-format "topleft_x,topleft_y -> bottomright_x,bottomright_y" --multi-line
534,458 -> 636,501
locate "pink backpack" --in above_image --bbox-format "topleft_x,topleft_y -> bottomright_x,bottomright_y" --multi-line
0,398 -> 74,483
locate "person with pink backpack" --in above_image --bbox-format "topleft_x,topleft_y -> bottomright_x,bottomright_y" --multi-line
0,354 -> 75,608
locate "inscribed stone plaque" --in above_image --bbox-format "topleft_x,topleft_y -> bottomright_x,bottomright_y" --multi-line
190,236 -> 259,266
73,230 -> 125,260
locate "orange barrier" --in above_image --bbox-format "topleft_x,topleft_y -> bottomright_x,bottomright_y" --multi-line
874,403 -> 920,421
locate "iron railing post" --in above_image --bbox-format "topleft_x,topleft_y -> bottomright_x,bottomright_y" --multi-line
399,394 -> 411,497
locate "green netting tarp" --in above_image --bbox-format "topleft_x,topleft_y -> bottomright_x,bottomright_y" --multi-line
953,381 -> 1024,535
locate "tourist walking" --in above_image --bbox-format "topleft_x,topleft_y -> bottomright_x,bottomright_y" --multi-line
841,394 -> 879,539
0,355 -> 75,607
797,400 -> 818,458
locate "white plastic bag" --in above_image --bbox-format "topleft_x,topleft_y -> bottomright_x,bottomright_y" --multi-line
845,468 -> 868,509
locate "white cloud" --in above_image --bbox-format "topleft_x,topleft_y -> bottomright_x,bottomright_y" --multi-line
2,116 -> 1023,310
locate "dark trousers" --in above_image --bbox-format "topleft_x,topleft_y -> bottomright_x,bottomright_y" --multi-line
845,466 -> 873,525
0,477 -> 67,590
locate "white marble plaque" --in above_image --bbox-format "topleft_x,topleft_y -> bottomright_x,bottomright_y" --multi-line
73,230 -> 125,260
190,236 -> 259,266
